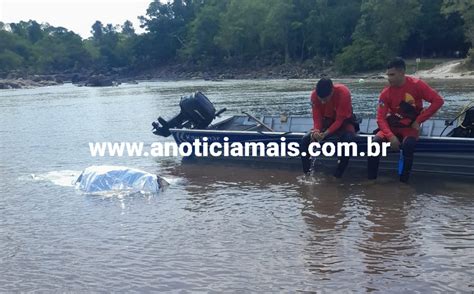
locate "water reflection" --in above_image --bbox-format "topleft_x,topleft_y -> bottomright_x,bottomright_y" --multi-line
358,184 -> 420,283
167,160 -> 300,214
294,174 -> 473,291
298,178 -> 349,281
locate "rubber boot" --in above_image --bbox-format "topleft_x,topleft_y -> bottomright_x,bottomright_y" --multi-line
399,137 -> 416,183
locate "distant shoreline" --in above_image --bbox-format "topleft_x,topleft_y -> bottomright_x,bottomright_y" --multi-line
1,58 -> 473,90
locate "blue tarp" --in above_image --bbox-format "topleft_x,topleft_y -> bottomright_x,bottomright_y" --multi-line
75,165 -> 167,193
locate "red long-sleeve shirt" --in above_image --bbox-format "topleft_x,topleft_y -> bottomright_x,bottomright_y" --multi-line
377,76 -> 444,139
311,84 -> 353,135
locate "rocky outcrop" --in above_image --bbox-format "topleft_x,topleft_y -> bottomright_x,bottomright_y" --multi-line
84,74 -> 115,87
0,78 -> 62,89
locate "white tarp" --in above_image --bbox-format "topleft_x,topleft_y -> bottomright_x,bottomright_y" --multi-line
75,165 -> 168,194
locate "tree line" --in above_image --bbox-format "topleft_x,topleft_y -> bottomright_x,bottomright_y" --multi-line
0,0 -> 473,76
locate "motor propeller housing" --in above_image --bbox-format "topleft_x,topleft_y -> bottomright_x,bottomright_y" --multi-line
152,91 -> 226,137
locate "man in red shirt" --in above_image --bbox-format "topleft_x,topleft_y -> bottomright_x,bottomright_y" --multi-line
368,57 -> 444,182
300,78 -> 357,177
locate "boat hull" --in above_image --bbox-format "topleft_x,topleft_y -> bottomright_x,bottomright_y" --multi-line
170,128 -> 474,177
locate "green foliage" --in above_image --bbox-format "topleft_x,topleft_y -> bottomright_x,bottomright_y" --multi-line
36,29 -> 91,72
303,0 -> 361,59
1,0 -> 473,75
180,0 -> 228,64
336,0 -> 421,72
0,49 -> 24,71
335,38 -> 387,73
91,21 -> 105,42
442,0 -> 474,46
403,0 -> 468,58
0,22 -> 93,73
121,20 -> 136,37
260,0 -> 295,63
138,0 -> 197,65
214,0 -> 266,62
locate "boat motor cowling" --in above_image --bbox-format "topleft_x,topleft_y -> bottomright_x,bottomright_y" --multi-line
152,91 -> 226,137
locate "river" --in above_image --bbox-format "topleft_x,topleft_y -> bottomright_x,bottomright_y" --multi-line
0,79 -> 473,292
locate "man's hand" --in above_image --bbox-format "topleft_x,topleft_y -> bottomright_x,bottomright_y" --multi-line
311,130 -> 327,142
311,131 -> 321,141
320,130 -> 329,141
411,121 -> 421,131
389,135 -> 400,152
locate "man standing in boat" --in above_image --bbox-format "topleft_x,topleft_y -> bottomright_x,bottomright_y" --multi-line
300,77 -> 358,178
368,57 -> 444,182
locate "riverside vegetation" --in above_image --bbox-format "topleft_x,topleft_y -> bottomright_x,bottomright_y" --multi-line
1,0 -> 473,88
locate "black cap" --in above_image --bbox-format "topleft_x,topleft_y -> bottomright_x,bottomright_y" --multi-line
316,78 -> 333,98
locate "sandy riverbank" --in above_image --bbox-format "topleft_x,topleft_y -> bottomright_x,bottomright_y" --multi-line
415,60 -> 474,79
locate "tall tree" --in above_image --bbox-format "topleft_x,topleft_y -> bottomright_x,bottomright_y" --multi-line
336,0 -> 421,73
35,28 -> 92,72
121,20 -> 136,37
356,0 -> 421,56
27,20 -> 43,43
215,0 -> 266,64
181,0 -> 228,63
0,30 -> 26,72
442,0 -> 474,63
139,0 -> 198,65
403,0 -> 468,58
261,0 -> 295,63
91,21 -> 104,42
88,21 -> 123,68
303,0 -> 361,60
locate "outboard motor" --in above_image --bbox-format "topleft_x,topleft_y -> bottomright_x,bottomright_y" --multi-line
448,106 -> 474,138
152,91 -> 226,137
